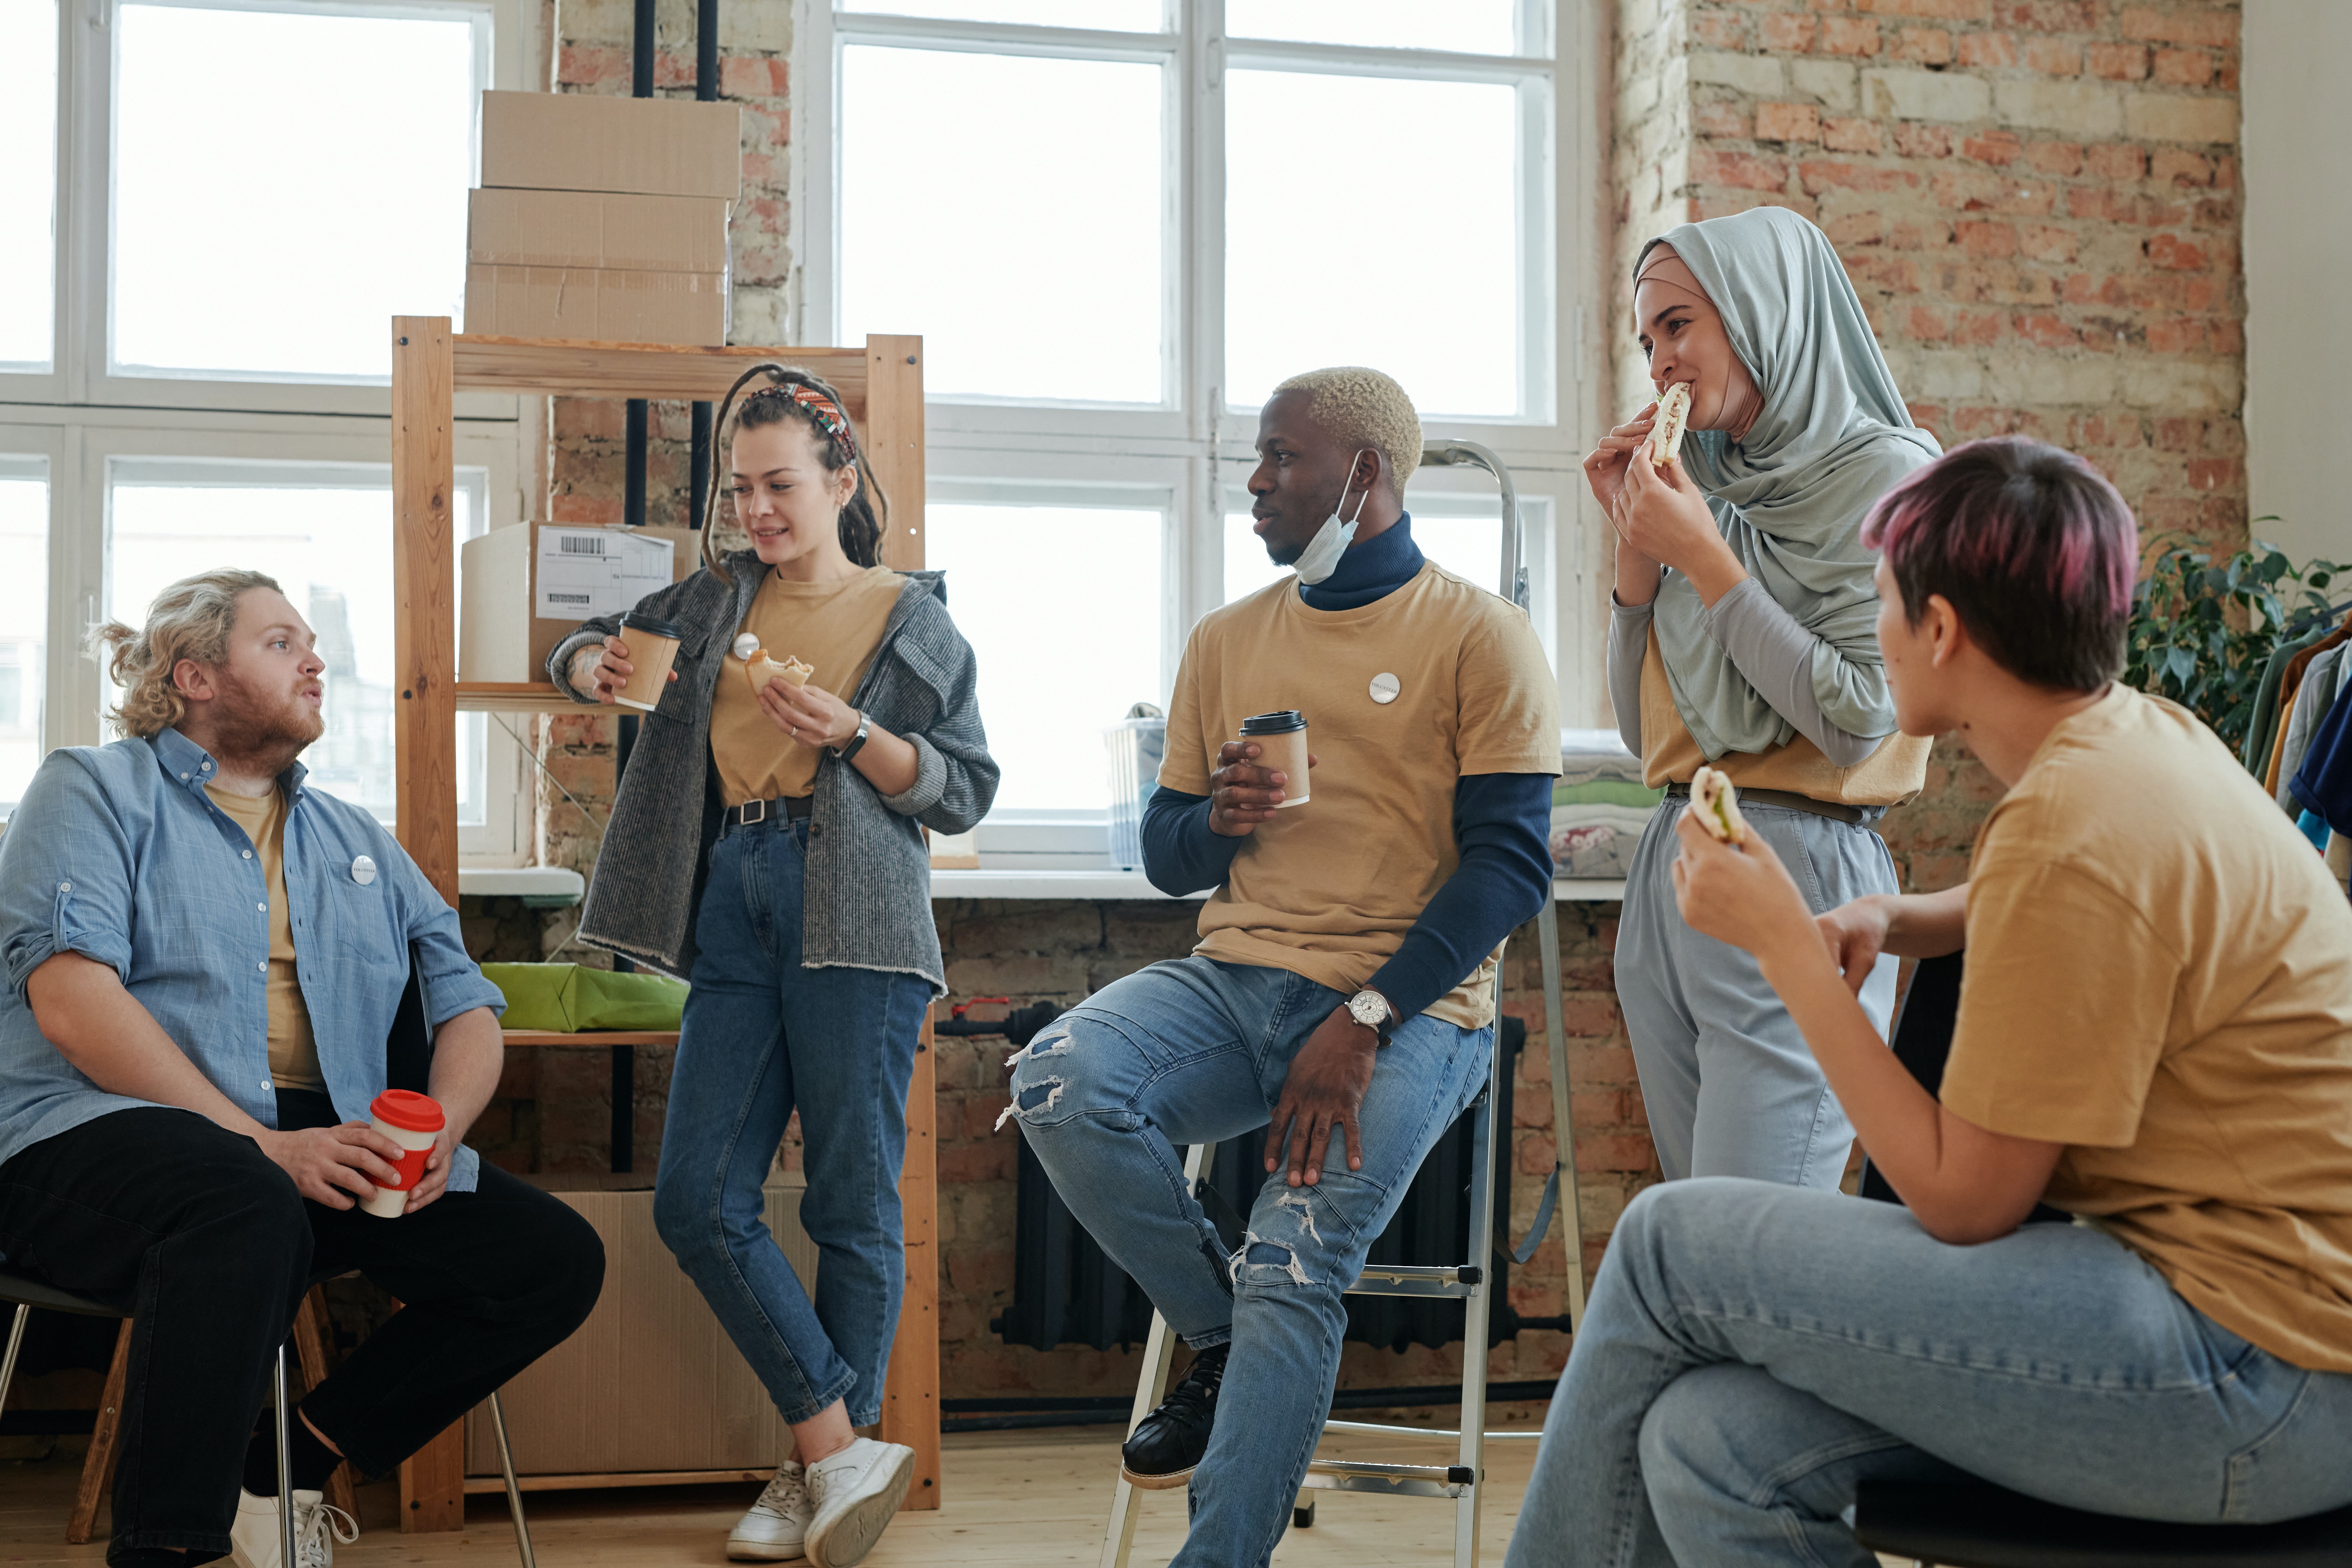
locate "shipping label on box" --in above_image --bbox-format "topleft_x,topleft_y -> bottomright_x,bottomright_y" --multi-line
537,526 -> 676,620
467,187 -> 732,274
480,90 -> 741,199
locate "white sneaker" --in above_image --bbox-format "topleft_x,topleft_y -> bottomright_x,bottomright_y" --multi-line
228,1488 -> 359,1568
728,1461 -> 813,1561
803,1438 -> 915,1568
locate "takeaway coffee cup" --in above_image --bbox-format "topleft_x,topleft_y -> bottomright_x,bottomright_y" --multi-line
1239,710 -> 1310,808
613,612 -> 685,711
361,1090 -> 445,1218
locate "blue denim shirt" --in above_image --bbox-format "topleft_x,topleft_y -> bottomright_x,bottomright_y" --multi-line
0,729 -> 506,1191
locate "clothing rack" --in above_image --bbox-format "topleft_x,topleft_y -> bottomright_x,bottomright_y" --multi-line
388,323 -> 936,1528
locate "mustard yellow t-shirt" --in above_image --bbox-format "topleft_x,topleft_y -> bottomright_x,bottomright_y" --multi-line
709,565 -> 902,807
1639,624 -> 1930,804
204,784 -> 326,1094
1938,685 -> 2352,1374
1160,563 -> 1562,1029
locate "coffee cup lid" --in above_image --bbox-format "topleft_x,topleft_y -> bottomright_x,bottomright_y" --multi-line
620,611 -> 684,640
371,1089 -> 446,1133
1239,710 -> 1307,736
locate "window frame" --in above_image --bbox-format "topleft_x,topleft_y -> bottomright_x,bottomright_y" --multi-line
797,0 -> 1607,858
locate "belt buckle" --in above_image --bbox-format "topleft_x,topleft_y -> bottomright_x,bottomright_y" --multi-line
741,799 -> 768,826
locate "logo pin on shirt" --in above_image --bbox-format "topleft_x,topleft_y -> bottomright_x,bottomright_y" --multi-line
351,855 -> 377,886
1370,672 -> 1402,705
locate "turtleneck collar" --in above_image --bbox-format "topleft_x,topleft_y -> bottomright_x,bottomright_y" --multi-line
1299,513 -> 1424,611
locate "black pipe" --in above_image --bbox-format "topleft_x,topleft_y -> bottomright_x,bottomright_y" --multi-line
626,0 -> 656,532
633,0 -> 656,95
690,0 -> 718,514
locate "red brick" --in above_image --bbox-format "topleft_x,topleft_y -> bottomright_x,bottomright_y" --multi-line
1893,123 -> 1956,159
1799,160 -> 1919,195
1895,27 -> 1954,63
2021,37 -> 2081,75
2152,48 -> 2214,87
1756,102 -> 1823,142
2018,224 -> 2075,262
2086,41 -> 2150,80
2023,141 -> 2083,176
1696,101 -> 1751,139
1823,209 -> 1886,245
550,494 -> 623,526
1845,252 -> 1925,292
1957,31 -> 2018,68
1953,309 -> 2005,345
1760,12 -> 1817,51
1957,221 -> 2018,258
1992,0 -> 2097,27
1693,149 -> 1790,190
2150,148 -> 2215,187
1854,0 -> 1988,17
1822,116 -> 1883,152
2213,154 -> 2239,190
2187,457 -> 2243,491
558,44 -> 627,87
1963,129 -> 2022,165
2209,318 -> 2243,356
2085,143 -> 2150,182
1905,306 -> 1950,340
1692,8 -> 1748,48
2015,312 -> 2078,348
721,56 -> 789,99
2119,5 -> 2238,47
2143,316 -> 2206,352
1820,17 -> 1883,55
1576,1134 -> 1662,1175
2146,232 -> 2209,270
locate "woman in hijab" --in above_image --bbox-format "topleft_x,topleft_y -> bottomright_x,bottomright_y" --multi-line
1586,205 -> 1937,1188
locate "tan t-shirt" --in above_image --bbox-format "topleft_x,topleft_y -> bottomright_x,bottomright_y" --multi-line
204,784 -> 326,1094
710,565 -> 902,807
1639,624 -> 1930,804
1939,684 -> 2352,1374
1160,563 -> 1562,1030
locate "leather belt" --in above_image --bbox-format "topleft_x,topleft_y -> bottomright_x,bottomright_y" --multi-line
1663,782 -> 1876,826
723,795 -> 813,831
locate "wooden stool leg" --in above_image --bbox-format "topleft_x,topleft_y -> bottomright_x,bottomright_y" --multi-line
291,1288 -> 359,1520
68,1320 -> 133,1545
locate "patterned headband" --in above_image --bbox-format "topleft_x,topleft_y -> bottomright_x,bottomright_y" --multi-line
749,381 -> 858,461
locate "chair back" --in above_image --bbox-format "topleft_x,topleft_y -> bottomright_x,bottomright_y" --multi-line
385,942 -> 432,1095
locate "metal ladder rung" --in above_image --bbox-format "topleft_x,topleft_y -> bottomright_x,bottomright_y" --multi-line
1302,1457 -> 1476,1500
1323,1417 -> 1542,1441
1345,1263 -> 1480,1299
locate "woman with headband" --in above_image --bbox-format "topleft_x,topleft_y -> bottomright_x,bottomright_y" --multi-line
549,367 -> 998,1567
1587,207 -> 1937,1189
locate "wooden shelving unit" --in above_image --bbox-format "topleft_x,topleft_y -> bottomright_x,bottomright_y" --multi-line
391,321 -> 939,1529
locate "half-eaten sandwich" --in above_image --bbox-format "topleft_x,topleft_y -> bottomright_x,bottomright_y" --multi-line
1690,765 -> 1750,845
745,649 -> 815,692
1649,380 -> 1693,470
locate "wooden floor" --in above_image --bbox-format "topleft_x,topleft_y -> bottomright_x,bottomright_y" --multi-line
0,1419 -> 1910,1565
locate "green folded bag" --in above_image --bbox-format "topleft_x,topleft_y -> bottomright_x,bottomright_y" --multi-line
482,963 -> 689,1032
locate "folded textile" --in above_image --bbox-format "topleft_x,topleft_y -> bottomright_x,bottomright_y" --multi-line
1554,728 -> 1665,878
481,962 -> 689,1032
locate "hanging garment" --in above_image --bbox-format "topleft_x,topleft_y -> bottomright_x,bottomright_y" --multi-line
2245,620 -> 2341,777
2277,645 -> 2348,813
2289,675 -> 2352,838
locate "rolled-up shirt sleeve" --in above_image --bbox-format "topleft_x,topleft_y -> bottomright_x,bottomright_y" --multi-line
0,755 -> 136,999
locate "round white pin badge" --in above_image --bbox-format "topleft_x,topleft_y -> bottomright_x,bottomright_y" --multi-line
351,855 -> 377,886
732,632 -> 761,661
1370,672 -> 1401,705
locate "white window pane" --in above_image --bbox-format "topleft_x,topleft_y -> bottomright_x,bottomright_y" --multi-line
841,48 -> 1165,404
841,0 -> 1162,28
0,463 -> 49,812
926,504 -> 1161,811
1227,0 -> 1519,55
1226,71 -> 1522,417
1222,507 -> 1504,607
112,5 -> 476,380
0,0 -> 58,369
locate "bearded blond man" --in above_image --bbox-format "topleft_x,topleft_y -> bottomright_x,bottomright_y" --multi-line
0,571 -> 603,1568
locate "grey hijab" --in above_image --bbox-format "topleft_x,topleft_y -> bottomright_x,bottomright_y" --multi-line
1642,206 -> 1940,759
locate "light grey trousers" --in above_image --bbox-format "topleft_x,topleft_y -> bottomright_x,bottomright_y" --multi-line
1616,796 -> 1901,1187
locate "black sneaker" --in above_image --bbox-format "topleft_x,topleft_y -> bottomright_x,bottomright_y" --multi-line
1120,1343 -> 1228,1489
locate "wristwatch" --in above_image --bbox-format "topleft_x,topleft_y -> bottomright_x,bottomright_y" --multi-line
833,711 -> 872,762
1346,988 -> 1396,1045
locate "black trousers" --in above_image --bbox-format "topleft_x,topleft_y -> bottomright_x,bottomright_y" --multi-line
0,1098 -> 604,1563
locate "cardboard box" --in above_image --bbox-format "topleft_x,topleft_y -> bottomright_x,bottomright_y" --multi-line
461,521 -> 701,685
467,187 -> 731,274
463,1174 -> 816,1477
464,262 -> 727,346
480,89 -> 741,200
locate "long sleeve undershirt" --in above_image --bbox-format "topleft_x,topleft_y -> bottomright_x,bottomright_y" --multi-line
1140,518 -> 1556,1021
1608,581 -> 1879,766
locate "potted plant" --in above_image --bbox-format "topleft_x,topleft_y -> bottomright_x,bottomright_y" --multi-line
2124,534 -> 2345,758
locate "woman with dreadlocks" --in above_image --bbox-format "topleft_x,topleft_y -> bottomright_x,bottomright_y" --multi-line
550,366 -> 998,1568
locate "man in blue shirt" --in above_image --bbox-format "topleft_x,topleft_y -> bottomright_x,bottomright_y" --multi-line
0,570 -> 604,1568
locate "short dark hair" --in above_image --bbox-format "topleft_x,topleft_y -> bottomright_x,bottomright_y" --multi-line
1861,437 -> 2137,692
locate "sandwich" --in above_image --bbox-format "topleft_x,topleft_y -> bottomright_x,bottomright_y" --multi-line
744,650 -> 816,692
1689,765 -> 1750,845
1649,380 -> 1693,470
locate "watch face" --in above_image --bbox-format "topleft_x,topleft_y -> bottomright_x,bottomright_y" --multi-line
1350,992 -> 1384,1026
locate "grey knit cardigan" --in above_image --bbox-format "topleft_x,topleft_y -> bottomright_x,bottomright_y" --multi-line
547,555 -> 998,990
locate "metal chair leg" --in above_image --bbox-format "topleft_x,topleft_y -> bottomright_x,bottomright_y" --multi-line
273,1346 -> 296,1568
489,1390 -> 537,1568
1452,1047 -> 1499,1568
1100,1141 -> 1214,1568
0,1303 -> 28,1418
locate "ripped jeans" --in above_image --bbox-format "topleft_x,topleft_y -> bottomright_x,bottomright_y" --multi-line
1005,956 -> 1491,1568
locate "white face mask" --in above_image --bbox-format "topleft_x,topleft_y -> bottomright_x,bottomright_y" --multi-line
1291,449 -> 1373,586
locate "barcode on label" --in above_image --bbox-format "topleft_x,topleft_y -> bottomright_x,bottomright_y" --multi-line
546,593 -> 592,604
558,536 -> 607,555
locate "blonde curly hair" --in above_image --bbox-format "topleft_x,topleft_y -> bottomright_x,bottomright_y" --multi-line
1273,367 -> 1423,496
90,568 -> 282,740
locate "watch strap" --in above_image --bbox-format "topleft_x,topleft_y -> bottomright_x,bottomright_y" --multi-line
834,712 -> 871,762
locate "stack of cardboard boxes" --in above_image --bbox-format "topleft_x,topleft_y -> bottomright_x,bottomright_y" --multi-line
463,89 -> 741,345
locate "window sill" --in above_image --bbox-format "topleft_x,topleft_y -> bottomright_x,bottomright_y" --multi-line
928,869 -> 1629,902
458,866 -> 586,907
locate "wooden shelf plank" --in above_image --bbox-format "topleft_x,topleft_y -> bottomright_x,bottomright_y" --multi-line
458,681 -> 583,713
453,334 -> 871,409
503,1030 -> 680,1048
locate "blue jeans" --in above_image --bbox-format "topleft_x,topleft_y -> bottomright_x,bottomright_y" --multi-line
1505,1179 -> 2352,1568
1007,956 -> 1492,1568
653,816 -> 932,1428
1617,799 -> 1901,1186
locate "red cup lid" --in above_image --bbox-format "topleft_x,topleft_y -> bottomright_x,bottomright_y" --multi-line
371,1090 -> 445,1133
